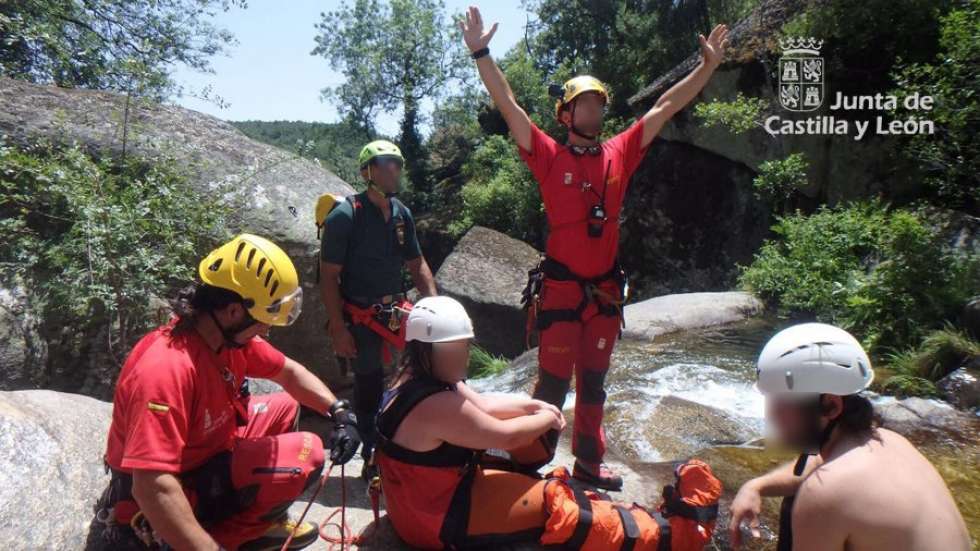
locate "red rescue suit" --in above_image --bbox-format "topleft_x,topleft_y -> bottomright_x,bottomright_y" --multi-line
517,120 -> 651,466
374,378 -> 722,551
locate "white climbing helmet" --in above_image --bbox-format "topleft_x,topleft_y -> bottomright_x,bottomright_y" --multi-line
405,296 -> 475,343
756,323 -> 874,396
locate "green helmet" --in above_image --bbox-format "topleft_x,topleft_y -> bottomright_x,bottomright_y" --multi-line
358,140 -> 404,169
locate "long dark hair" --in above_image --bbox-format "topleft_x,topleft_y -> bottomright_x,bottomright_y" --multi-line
390,340 -> 437,388
169,282 -> 245,336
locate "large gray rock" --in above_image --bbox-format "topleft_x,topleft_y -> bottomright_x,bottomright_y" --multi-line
0,283 -> 47,390
0,77 -> 356,395
436,226 -> 541,358
622,292 -> 764,341
876,397 -> 980,442
937,365 -> 980,412
0,390 -> 111,550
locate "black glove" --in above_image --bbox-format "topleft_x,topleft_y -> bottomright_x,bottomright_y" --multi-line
326,400 -> 361,465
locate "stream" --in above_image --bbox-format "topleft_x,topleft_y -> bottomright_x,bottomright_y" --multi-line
471,318 -> 980,549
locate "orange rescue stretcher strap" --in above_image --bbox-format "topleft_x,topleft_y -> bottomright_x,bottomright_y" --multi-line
342,300 -> 413,364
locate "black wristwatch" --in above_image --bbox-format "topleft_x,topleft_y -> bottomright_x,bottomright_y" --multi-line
471,47 -> 490,60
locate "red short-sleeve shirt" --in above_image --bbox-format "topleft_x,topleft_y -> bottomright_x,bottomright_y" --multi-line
518,120 -> 651,278
104,321 -> 285,473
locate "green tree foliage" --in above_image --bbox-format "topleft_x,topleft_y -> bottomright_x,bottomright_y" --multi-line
753,153 -> 809,203
780,0 -> 952,99
0,0 -> 244,99
693,92 -> 769,134
740,201 -> 979,354
527,0 -> 757,118
890,0 -> 980,214
450,135 -> 544,243
0,139 -> 237,368
232,119 -> 373,185
312,0 -> 471,202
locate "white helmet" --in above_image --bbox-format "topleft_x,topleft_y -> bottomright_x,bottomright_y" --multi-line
405,296 -> 475,343
756,323 -> 874,396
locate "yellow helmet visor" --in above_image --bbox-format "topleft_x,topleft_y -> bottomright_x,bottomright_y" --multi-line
263,286 -> 303,326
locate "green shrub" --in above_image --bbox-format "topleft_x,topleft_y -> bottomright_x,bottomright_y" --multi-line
450,135 -> 544,243
753,153 -> 809,203
468,344 -> 509,379
693,92 -> 769,135
0,139 -> 237,366
740,201 -> 979,353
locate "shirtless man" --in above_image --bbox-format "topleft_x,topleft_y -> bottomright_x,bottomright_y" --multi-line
729,323 -> 971,551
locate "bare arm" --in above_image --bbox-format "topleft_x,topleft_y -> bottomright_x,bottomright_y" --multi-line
729,457 -> 823,548
132,470 -> 221,551
270,357 -> 339,415
640,23 -> 730,148
750,457 -> 823,497
406,257 -> 437,297
455,382 -> 562,421
412,390 -> 562,451
459,6 -> 532,151
319,261 -> 345,326
319,261 -> 356,358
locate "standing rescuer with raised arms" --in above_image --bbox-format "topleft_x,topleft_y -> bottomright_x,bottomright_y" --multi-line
319,139 -> 437,483
459,5 -> 729,490
729,323 -> 970,551
89,234 -> 361,551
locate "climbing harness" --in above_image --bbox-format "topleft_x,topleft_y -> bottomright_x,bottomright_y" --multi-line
520,256 -> 628,348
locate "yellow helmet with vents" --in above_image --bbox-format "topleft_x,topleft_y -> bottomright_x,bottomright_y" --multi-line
554,75 -> 609,118
198,234 -> 302,326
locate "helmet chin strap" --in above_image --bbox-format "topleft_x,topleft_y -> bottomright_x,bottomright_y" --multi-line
792,396 -> 840,475
569,100 -> 601,142
208,310 -> 257,350
367,167 -> 398,198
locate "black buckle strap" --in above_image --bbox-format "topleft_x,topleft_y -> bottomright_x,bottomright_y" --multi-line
652,510 -> 672,551
614,505 -> 640,551
661,484 -> 719,523
532,257 -> 626,331
565,487 -> 594,549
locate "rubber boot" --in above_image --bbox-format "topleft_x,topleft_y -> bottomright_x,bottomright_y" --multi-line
573,461 -> 624,492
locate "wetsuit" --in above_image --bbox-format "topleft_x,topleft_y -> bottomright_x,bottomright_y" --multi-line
373,377 -> 722,550
518,120 -> 650,466
88,321 -> 324,550
321,192 -> 422,460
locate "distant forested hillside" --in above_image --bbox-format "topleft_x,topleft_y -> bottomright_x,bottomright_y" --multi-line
232,119 -> 373,185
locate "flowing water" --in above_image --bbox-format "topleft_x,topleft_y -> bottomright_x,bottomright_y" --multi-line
472,318 -> 980,548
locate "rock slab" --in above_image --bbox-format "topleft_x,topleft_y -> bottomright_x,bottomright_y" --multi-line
622,291 -> 765,341
435,226 -> 541,358
0,77 -> 356,395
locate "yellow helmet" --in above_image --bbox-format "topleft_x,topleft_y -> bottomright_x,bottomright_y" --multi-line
198,234 -> 302,326
554,75 -> 609,119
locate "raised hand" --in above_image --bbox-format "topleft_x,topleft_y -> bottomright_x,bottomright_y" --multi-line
457,5 -> 498,54
699,23 -> 730,68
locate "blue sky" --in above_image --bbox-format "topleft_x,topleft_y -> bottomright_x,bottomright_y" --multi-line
171,0 -> 529,135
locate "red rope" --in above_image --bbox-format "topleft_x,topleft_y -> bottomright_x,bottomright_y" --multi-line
278,459 -> 383,551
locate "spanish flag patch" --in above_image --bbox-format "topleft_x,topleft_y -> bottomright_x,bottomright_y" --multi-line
147,401 -> 170,413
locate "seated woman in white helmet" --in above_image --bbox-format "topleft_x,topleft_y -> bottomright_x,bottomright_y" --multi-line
373,296 -> 724,551
728,323 -> 970,551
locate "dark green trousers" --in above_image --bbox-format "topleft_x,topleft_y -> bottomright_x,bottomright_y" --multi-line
349,322 -> 385,460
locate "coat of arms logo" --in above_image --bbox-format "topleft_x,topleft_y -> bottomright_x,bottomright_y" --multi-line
778,36 -> 824,112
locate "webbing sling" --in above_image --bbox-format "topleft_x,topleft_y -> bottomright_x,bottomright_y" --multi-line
652,510 -> 672,551
565,487 -> 595,549
613,504 -> 640,551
